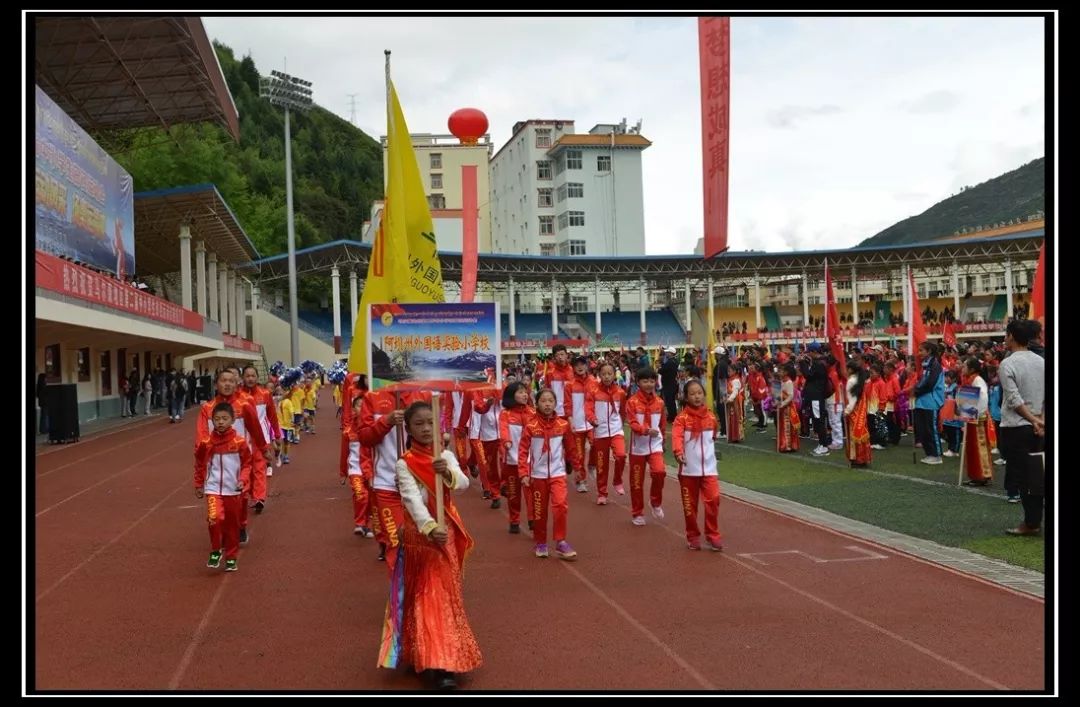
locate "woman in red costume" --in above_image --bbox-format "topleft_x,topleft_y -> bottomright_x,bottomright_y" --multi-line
843,359 -> 872,468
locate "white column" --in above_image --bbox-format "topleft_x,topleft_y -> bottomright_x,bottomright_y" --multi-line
236,279 -> 247,339
684,278 -> 692,343
206,252 -> 219,322
753,274 -> 762,331
850,266 -> 858,326
194,241 -> 207,317
708,276 -> 715,342
227,269 -> 237,335
639,276 -> 647,346
331,266 -> 342,353
218,266 -> 230,332
952,259 -> 961,317
551,278 -> 559,336
1005,258 -> 1014,319
594,276 -> 602,338
178,224 -> 193,310
508,276 -> 516,340
802,270 -> 810,327
251,284 -> 261,345
349,270 -> 359,336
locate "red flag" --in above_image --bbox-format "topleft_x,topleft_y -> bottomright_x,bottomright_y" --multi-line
698,16 -> 730,258
908,267 -> 927,364
942,319 -> 957,348
1030,243 -> 1045,330
824,259 -> 846,400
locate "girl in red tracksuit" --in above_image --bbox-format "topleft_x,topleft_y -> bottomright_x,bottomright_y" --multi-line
340,393 -> 374,538
194,402 -> 253,572
748,363 -> 769,431
471,389 -> 503,509
518,389 -> 581,560
625,367 -> 667,525
586,362 -> 627,505
499,382 -> 535,535
566,356 -> 598,493
672,380 -> 723,552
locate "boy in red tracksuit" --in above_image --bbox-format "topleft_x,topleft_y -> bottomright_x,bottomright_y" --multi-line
499,382 -> 534,535
566,355 -> 598,494
340,393 -> 374,538
748,363 -> 769,431
194,402 -> 253,572
241,365 -> 280,508
672,380 -> 723,552
586,362 -> 628,505
196,371 -> 271,547
339,373 -> 368,490
543,344 -> 575,420
625,367 -> 667,525
518,388 -> 582,560
471,389 -> 503,509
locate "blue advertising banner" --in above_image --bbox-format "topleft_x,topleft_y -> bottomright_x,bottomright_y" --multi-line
35,85 -> 135,278
368,302 -> 501,390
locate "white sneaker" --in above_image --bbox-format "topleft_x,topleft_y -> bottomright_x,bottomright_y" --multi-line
812,446 -> 830,456
651,506 -> 665,520
991,448 -> 1000,455
920,456 -> 943,465
829,443 -> 844,450
575,481 -> 588,493
266,468 -> 274,477
993,458 -> 1007,466
631,516 -> 646,526
942,450 -> 957,458
870,444 -> 886,450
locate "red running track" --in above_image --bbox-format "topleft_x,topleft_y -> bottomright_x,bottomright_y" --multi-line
31,395 -> 1045,691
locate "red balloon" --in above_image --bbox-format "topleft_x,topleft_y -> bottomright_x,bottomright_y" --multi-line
448,108 -> 488,145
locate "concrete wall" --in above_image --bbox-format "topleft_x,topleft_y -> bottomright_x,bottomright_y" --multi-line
254,308 -> 335,366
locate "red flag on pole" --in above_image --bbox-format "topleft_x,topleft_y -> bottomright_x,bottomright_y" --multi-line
908,266 -> 927,364
942,319 -> 957,348
824,259 -> 846,400
1030,242 -> 1045,331
698,16 -> 731,259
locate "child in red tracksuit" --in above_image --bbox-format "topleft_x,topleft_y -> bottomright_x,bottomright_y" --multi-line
518,389 -> 581,560
499,382 -> 535,535
471,389 -> 503,508
566,355 -> 598,493
194,402 -> 253,572
672,380 -> 723,552
586,362 -> 627,505
625,367 -> 667,526
340,393 -> 375,538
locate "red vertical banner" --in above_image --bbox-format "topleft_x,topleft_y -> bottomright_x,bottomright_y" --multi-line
908,267 -> 927,364
824,260 -> 845,365
461,165 -> 478,303
699,16 -> 731,259
1030,243 -> 1045,331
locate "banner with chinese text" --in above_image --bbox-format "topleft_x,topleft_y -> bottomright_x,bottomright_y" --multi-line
368,303 -> 500,390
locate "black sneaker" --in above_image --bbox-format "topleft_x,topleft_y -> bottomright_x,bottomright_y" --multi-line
224,559 -> 238,572
527,520 -> 534,531
206,550 -> 222,568
469,465 -> 479,478
490,498 -> 501,510
500,484 -> 508,497
482,490 -> 491,500
239,528 -> 249,545
509,523 -> 520,534
435,670 -> 457,691
377,542 -> 386,561
254,500 -> 265,514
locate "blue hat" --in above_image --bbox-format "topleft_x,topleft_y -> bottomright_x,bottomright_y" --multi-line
806,342 -> 822,353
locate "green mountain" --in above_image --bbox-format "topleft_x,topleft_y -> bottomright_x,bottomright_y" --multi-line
858,157 -> 1045,247
109,41 -> 384,302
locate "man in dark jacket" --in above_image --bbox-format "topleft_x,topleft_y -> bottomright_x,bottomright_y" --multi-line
659,347 -> 680,422
798,343 -> 832,455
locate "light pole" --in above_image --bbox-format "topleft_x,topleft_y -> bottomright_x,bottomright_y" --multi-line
259,69 -> 313,364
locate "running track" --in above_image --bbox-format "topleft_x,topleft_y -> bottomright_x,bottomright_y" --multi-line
32,393 -> 1045,691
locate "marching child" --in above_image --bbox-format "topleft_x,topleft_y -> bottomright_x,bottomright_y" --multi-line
499,382 -> 535,534
625,367 -> 667,525
671,380 -> 723,552
275,385 -> 294,464
341,393 -> 374,537
194,402 -> 253,572
586,362 -> 627,505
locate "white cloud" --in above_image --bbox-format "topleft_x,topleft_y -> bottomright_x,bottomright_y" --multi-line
203,14 -> 1047,256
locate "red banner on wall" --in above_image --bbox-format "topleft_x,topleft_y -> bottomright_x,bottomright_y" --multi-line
699,16 -> 731,259
460,165 -> 478,303
223,333 -> 263,353
35,250 -> 204,332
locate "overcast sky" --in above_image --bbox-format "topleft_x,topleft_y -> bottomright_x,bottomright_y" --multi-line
203,14 -> 1047,255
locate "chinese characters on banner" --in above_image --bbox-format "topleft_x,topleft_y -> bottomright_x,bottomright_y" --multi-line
699,16 -> 730,259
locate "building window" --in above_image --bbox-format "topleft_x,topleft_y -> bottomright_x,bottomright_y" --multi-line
430,173 -> 443,189
540,242 -> 557,256
597,155 -> 611,172
44,343 -> 61,383
537,160 -> 552,180
567,182 -> 584,198
807,296 -> 821,305
100,350 -> 112,396
571,295 -> 589,312
428,194 -> 446,209
430,153 -> 442,169
77,347 -> 91,382
995,274 -> 1006,290
535,128 -> 552,148
569,239 -> 586,255
567,150 -> 582,169
556,184 -> 567,203
569,211 -> 585,227
539,215 -> 554,235
558,212 -> 569,231
917,283 -> 926,299
538,188 -> 553,207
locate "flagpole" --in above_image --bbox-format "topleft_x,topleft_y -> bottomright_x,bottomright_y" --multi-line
385,49 -> 391,112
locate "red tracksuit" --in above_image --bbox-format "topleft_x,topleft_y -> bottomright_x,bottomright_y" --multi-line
341,415 -> 372,529
626,390 -> 667,518
544,361 -> 575,419
194,428 -> 252,561
586,381 -> 627,499
672,405 -> 723,549
471,391 -> 502,501
518,413 -> 581,545
339,375 -> 365,482
243,383 -> 280,497
196,391 -> 269,529
445,389 -> 474,470
499,404 -> 534,525
566,372 -> 599,483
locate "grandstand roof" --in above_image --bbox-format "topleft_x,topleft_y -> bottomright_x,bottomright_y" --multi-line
34,16 -> 239,141
238,230 -> 1044,287
547,134 -> 652,154
134,184 -> 261,275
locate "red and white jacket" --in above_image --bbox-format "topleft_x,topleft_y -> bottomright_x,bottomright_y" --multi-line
747,371 -> 768,403
672,405 -> 719,477
518,413 -> 580,479
194,428 -> 253,496
357,390 -> 430,492
544,362 -> 575,416
470,391 -> 501,442
446,389 -> 474,432
499,404 -> 534,467
196,391 -> 269,453
566,373 -> 597,432
243,384 -> 282,442
586,382 -> 627,439
626,390 -> 666,456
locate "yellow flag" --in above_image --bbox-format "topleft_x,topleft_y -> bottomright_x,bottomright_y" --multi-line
347,80 -> 444,374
